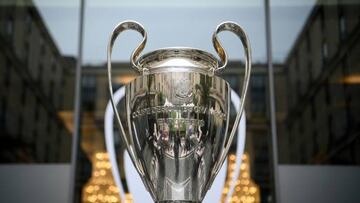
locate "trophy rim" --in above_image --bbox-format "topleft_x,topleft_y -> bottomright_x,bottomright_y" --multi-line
124,71 -> 231,89
136,47 -> 219,74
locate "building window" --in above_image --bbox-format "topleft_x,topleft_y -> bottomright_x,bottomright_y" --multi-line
37,64 -> 43,82
339,11 -> 346,41
32,128 -> 37,141
321,40 -> 328,64
40,38 -> 46,57
25,11 -> 32,33
320,8 -> 325,31
51,64 -> 56,73
325,79 -> 331,105
312,131 -> 319,157
18,116 -> 24,137
61,75 -> 66,87
250,75 -> 266,114
21,81 -> 27,106
34,98 -> 40,122
46,117 -> 52,134
320,8 -> 327,66
82,76 -> 97,110
4,60 -> 11,87
24,40 -> 30,63
0,101 -> 6,129
296,80 -> 301,97
307,61 -> 313,83
300,140 -> 306,163
328,115 -> 334,147
49,80 -> 55,104
294,51 -> 299,74
311,102 -> 317,120
299,120 -> 304,134
45,143 -> 50,162
56,130 -> 62,160
5,16 -> 14,38
305,32 -> 311,53
60,93 -> 64,109
288,125 -> 293,146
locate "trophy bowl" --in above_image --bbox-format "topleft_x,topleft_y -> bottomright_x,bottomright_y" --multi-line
107,21 -> 251,203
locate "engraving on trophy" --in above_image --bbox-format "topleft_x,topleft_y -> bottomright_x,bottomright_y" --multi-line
132,106 -> 226,119
175,77 -> 193,101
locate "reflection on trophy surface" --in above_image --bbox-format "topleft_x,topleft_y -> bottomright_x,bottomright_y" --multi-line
107,21 -> 251,203
128,72 -> 229,201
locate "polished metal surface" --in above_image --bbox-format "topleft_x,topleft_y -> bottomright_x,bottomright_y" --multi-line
127,72 -> 230,202
107,20 -> 251,203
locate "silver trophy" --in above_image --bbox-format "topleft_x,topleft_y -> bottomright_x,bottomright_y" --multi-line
107,21 -> 251,203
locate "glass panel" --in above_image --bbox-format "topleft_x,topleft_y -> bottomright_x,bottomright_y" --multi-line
272,0 -> 360,165
0,0 -> 79,163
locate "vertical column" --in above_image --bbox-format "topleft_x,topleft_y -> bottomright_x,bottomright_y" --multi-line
264,0 -> 281,202
69,0 -> 85,202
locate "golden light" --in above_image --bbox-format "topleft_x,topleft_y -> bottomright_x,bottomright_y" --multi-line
125,193 -> 134,203
57,111 -> 100,135
114,75 -> 136,84
220,154 -> 237,202
338,74 -> 360,85
220,153 -> 261,203
82,152 -> 121,203
58,111 -> 75,133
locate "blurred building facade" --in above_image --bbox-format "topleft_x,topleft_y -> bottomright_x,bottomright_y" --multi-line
0,0 -> 73,162
278,1 -> 360,165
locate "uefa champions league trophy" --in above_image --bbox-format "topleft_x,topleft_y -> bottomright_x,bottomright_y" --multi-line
107,21 -> 251,203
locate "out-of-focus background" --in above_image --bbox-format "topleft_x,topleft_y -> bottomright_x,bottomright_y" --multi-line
0,0 -> 359,202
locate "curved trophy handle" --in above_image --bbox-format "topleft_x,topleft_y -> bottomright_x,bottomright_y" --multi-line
108,20 -> 147,73
107,21 -> 146,177
211,22 -> 252,179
